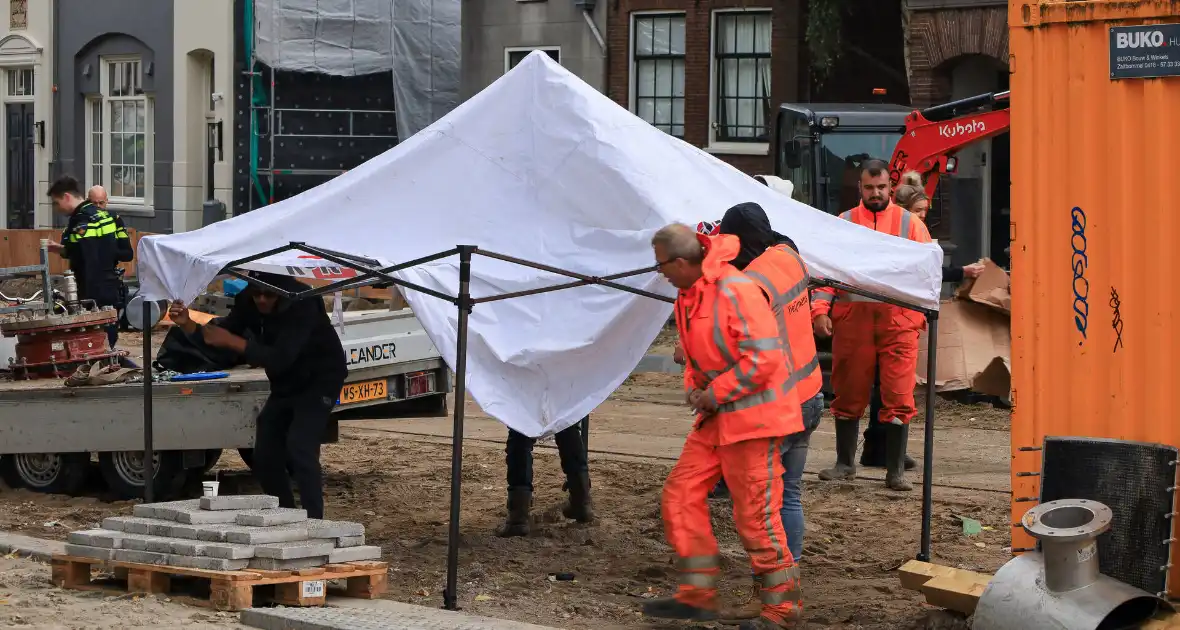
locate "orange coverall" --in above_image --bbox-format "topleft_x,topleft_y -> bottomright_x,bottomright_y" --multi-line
744,243 -> 822,402
666,233 -> 803,623
811,203 -> 931,424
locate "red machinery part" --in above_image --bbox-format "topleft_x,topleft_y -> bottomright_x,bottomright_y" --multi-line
1,307 -> 124,379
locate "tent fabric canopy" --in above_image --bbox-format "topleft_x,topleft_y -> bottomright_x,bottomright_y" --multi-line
136,52 -> 943,439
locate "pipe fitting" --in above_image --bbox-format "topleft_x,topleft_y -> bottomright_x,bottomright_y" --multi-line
1021,498 -> 1112,592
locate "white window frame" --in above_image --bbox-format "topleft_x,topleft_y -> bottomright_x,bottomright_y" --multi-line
503,46 -> 561,73
88,55 -> 154,213
628,11 -> 686,139
707,8 -> 772,156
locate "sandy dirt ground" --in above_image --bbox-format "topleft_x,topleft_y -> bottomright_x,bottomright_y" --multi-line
0,556 -> 247,629
0,368 -> 1011,630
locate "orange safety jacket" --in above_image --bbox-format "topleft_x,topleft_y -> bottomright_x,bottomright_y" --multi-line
675,233 -> 804,446
811,202 -> 932,317
744,243 -> 823,402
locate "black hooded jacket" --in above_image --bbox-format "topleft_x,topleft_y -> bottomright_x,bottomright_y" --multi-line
216,273 -> 347,399
717,202 -> 799,270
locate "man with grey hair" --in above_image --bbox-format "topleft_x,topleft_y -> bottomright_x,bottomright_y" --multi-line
87,185 -> 134,264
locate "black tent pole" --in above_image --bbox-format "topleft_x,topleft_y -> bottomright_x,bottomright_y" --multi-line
443,245 -> 475,611
142,299 -> 154,503
581,414 -> 590,462
917,312 -> 939,561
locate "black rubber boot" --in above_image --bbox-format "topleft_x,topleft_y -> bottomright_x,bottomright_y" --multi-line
642,597 -> 718,621
818,419 -> 859,481
494,489 -> 532,537
561,471 -> 594,523
885,424 -> 914,491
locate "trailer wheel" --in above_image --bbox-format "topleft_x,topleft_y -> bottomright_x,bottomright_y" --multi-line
0,453 -> 90,495
98,451 -> 187,501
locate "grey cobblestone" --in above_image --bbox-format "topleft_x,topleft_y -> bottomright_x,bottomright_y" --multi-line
134,499 -> 202,521
327,545 -> 382,564
101,516 -> 172,536
174,509 -> 243,525
169,523 -> 237,542
236,508 -> 308,527
66,529 -> 125,549
200,495 -> 280,511
64,543 -> 118,561
254,540 -> 334,560
114,549 -> 171,565
247,556 -> 328,571
169,539 -> 209,556
168,554 -> 250,571
239,600 -> 561,630
335,535 -> 365,548
306,519 -> 364,539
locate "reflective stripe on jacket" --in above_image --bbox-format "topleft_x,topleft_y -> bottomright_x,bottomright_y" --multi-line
744,244 -> 822,401
675,233 -> 804,446
811,202 -> 932,316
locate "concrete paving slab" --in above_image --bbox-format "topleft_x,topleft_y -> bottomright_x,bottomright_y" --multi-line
120,534 -> 176,554
113,549 -> 171,565
240,598 -> 562,630
326,545 -> 381,564
201,495 -> 280,511
169,554 -> 250,571
66,529 -> 125,549
174,508 -> 243,525
0,532 -> 66,561
203,541 -> 257,560
253,540 -> 334,560
306,519 -> 364,539
335,535 -> 365,548
169,539 -> 209,556
135,499 -> 202,521
236,508 -> 308,527
247,556 -> 328,571
226,526 -> 309,545
63,543 -> 117,561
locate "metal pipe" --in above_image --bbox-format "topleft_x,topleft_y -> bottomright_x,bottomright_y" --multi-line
443,245 -> 475,611
142,299 -> 154,504
810,277 -> 933,315
918,312 -> 938,561
582,9 -> 606,53
1022,499 -> 1112,593
475,250 -> 672,303
581,414 -> 590,462
39,240 -> 52,315
63,271 -> 79,309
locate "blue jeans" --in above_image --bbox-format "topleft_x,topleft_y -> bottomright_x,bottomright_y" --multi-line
781,393 -> 824,561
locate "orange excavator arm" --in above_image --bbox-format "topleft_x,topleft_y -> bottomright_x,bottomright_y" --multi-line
887,91 -> 1011,199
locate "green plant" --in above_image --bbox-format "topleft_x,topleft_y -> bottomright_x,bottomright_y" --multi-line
806,0 -> 846,81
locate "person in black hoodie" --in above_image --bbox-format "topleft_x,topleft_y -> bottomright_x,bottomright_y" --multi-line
168,272 -> 346,519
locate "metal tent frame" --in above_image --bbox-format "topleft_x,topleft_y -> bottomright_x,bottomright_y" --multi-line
137,242 -> 939,610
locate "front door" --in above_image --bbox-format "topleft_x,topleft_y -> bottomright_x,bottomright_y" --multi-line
6,103 -> 34,229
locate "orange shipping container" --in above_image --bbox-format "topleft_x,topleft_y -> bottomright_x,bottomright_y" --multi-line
1008,0 -> 1180,594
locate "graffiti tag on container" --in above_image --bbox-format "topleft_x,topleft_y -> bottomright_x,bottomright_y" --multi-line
1110,287 -> 1125,352
1071,206 -> 1089,345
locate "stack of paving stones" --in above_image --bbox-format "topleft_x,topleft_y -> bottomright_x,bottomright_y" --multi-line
63,495 -> 381,572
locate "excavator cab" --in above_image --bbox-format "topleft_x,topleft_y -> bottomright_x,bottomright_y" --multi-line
773,103 -> 910,216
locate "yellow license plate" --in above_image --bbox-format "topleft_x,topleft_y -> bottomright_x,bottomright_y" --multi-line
339,379 -> 387,405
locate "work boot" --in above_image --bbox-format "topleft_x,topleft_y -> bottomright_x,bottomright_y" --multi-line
860,445 -> 917,470
561,471 -> 594,523
718,581 -> 762,623
817,419 -> 859,481
885,423 -> 914,491
494,489 -> 532,537
642,597 -> 718,621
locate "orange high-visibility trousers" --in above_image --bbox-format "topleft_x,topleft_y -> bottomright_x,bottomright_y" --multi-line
830,301 -> 923,424
662,420 -> 802,623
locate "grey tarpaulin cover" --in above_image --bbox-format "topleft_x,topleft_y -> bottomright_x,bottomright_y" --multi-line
252,0 -> 460,139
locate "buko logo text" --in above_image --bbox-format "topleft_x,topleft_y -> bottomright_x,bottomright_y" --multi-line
1115,31 -> 1172,49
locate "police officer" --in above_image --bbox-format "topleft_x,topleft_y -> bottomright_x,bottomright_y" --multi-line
87,185 -> 134,265
46,176 -> 123,349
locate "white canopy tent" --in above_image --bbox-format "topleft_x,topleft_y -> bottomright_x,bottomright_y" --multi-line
136,51 -> 943,440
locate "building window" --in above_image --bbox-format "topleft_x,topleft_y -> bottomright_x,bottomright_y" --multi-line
632,14 -> 685,138
505,47 -> 560,72
6,67 -> 32,97
87,58 -> 153,205
712,11 -> 772,145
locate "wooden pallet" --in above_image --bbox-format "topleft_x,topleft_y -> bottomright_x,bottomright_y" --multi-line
50,555 -> 387,612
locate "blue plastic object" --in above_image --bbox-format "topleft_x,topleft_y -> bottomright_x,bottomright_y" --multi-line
223,279 -> 248,297
170,372 -> 230,382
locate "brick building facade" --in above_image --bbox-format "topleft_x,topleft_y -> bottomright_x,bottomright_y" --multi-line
905,2 -> 1008,106
606,0 -> 804,175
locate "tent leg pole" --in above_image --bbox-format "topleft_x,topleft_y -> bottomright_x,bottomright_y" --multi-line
443,245 -> 475,611
581,414 -> 589,462
142,300 -> 154,504
918,313 -> 938,562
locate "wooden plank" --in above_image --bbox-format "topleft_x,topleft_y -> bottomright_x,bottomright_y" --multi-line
919,574 -> 988,615
0,228 -> 154,277
898,560 -> 991,591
